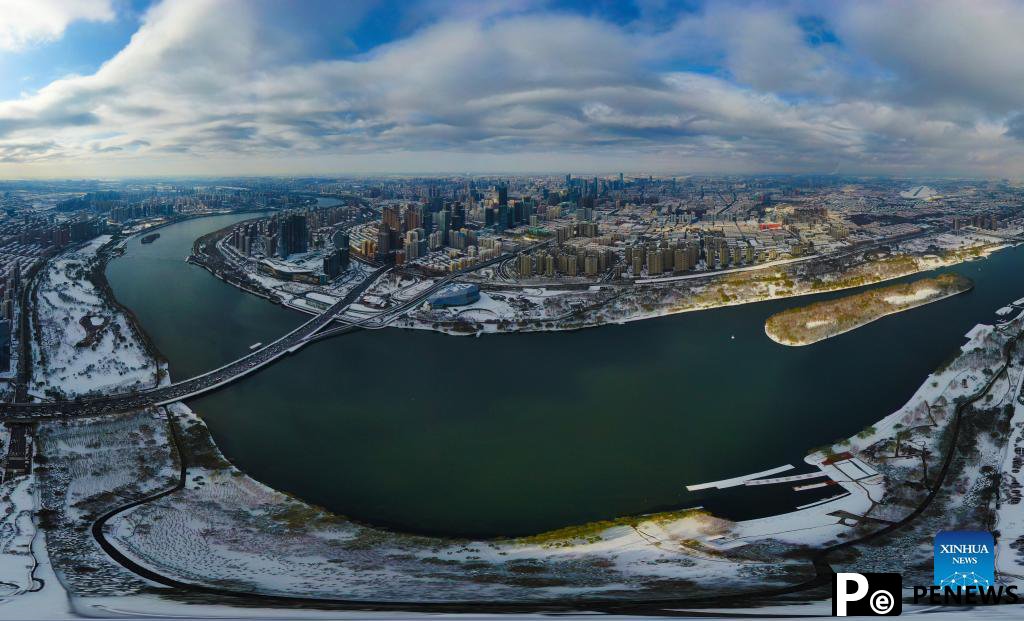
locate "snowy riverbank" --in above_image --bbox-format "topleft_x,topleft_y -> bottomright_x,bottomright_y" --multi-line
6,227 -> 1024,613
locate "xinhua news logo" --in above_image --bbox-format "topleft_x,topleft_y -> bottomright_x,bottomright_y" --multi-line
833,531 -> 1020,615
933,530 -> 994,589
912,530 -> 1018,606
832,572 -> 902,616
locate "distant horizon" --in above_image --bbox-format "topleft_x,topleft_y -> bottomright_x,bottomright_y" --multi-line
5,1 -> 1024,178
0,171 -> 1019,183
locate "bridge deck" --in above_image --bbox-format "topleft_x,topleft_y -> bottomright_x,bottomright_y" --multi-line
3,244 -> 529,419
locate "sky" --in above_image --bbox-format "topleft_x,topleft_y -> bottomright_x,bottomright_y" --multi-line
1,0 -> 1024,178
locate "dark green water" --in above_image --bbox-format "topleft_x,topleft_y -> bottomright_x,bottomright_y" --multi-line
107,213 -> 1024,537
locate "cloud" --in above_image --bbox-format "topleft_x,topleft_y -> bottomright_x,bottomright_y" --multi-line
0,140 -> 59,163
1,0 -> 1024,176
837,0 -> 1024,113
0,0 -> 115,51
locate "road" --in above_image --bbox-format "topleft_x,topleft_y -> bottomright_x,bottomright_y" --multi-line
0,240 -> 537,418
0,265 -> 386,418
315,244 -> 537,336
2,423 -> 32,482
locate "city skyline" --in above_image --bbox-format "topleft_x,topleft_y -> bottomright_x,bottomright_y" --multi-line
5,3 -> 1024,617
4,1 -> 1024,178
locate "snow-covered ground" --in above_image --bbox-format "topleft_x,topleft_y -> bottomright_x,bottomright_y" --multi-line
101,405 -> 804,602
899,185 -> 939,200
30,236 -> 159,399
0,477 -> 39,596
27,306 -> 1006,607
885,287 -> 939,305
0,466 -> 73,618
34,410 -> 179,597
398,239 -> 1011,337
992,311 -> 1024,579
16,222 -> 1024,615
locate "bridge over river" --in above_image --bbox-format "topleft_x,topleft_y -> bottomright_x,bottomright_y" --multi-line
1,245 -> 526,419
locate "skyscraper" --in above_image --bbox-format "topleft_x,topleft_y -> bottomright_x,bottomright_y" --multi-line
434,209 -> 450,245
0,319 -> 10,372
278,213 -> 308,258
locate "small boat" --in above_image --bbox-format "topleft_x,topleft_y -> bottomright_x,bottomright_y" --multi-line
249,342 -> 263,350
141,233 -> 161,244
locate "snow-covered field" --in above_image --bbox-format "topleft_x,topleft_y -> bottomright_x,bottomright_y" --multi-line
101,405 -> 804,602
396,239 -> 1011,337
0,478 -> 39,596
899,185 -> 939,200
60,311 -> 1020,604
16,224 -> 1024,614
884,288 -> 939,305
34,410 -> 178,596
30,237 -> 159,399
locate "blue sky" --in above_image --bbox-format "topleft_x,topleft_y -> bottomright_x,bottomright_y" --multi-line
1,0 -> 1024,177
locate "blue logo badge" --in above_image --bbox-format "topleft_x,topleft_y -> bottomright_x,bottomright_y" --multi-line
934,531 -> 995,588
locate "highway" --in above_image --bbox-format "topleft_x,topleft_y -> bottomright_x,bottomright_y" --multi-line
314,243 -> 540,337
0,241 -> 537,418
0,265 -> 387,418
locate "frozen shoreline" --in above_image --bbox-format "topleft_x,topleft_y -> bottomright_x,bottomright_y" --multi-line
764,275 -> 973,346
400,243 -> 1007,337
12,223 -> 1024,612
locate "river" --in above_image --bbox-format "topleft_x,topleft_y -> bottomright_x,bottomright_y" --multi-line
106,208 -> 1024,537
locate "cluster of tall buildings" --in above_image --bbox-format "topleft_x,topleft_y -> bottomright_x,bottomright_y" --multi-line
323,230 -> 351,280
518,245 -> 618,278
953,214 -> 1002,232
2,214 -> 104,250
621,235 -> 776,277
277,213 -> 309,258
365,178 -> 607,272
625,239 -> 701,277
0,262 -> 21,371
225,206 -> 355,282
59,187 -> 308,220
109,202 -> 175,223
372,202 -> 480,264
226,206 -> 356,261
481,183 -> 542,231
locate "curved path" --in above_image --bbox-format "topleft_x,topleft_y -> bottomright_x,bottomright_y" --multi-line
85,326 -> 1023,614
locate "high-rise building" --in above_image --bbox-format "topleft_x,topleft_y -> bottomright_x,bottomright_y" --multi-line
673,248 -> 686,272
323,250 -> 344,280
565,254 -> 578,277
332,230 -> 350,253
647,250 -> 662,276
405,205 -> 422,231
278,213 -> 308,258
383,205 -> 402,232
404,229 -> 425,260
377,223 -> 392,258
518,254 -> 533,278
0,319 -> 10,372
428,229 -> 444,250
434,210 -> 450,245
